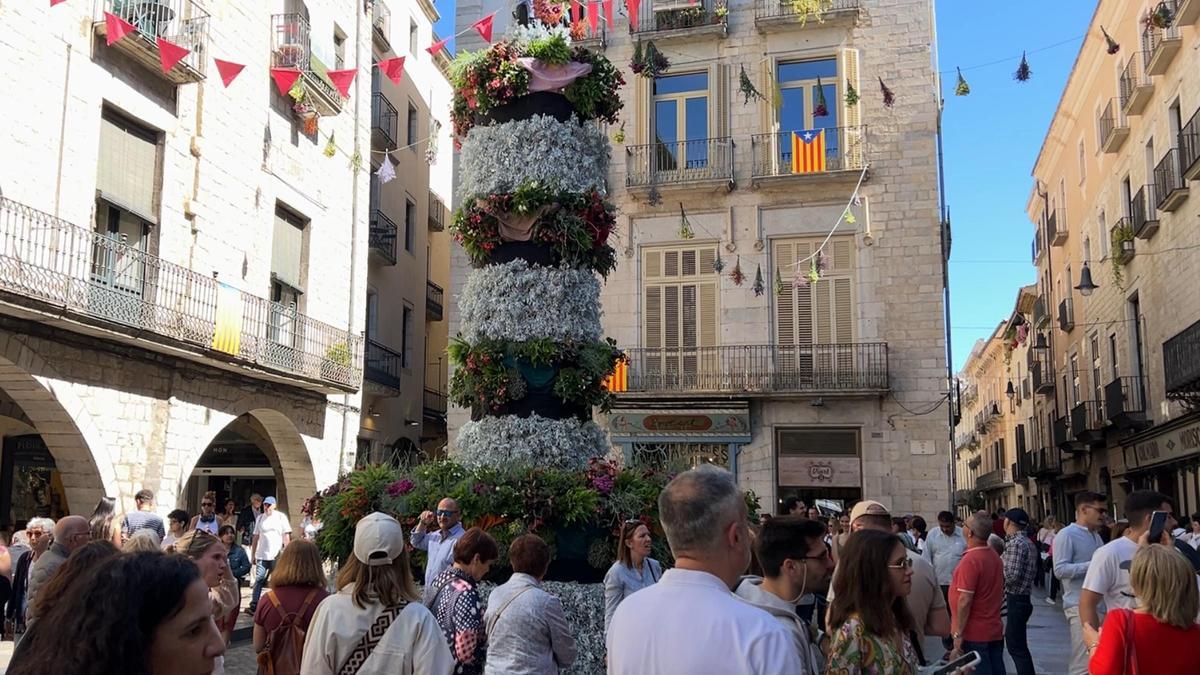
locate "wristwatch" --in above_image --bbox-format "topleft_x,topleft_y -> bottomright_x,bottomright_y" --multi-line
951,632 -> 963,641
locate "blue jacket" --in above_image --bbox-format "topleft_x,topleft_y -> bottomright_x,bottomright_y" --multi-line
228,544 -> 251,580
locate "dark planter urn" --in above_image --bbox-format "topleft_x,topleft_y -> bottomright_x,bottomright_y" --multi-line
476,92 -> 578,127
472,390 -> 589,422
472,241 -> 560,268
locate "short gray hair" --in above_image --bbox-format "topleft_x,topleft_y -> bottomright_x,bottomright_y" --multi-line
658,465 -> 744,555
968,511 -> 992,541
27,517 -> 55,532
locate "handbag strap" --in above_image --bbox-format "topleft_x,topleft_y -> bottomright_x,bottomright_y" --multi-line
485,585 -> 534,635
337,601 -> 408,675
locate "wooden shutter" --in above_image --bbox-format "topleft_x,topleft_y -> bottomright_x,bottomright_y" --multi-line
642,245 -> 720,388
838,48 -> 863,169
715,63 -> 730,138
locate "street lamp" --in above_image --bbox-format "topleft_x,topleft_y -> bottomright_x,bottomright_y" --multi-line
1075,262 -> 1099,297
1033,333 -> 1048,350
1006,381 -> 1015,400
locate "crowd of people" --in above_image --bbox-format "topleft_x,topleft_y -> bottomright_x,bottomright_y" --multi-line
0,473 -> 1198,673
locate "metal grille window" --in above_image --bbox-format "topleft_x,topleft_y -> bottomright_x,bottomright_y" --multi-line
631,443 -> 729,471
97,108 -> 160,222
641,245 -> 720,386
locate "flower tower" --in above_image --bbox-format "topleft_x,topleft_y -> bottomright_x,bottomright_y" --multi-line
447,10 -> 624,471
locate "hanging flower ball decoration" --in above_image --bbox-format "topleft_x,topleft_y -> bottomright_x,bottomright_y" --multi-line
677,204 -> 695,240
752,264 -> 765,297
613,120 -> 626,144
713,250 -> 725,273
1014,52 -> 1032,82
955,67 -> 970,96
324,131 -> 337,157
844,78 -> 859,107
729,256 -> 745,286
647,186 -> 663,206
813,77 -> 828,117
1101,25 -> 1120,55
879,76 -> 895,108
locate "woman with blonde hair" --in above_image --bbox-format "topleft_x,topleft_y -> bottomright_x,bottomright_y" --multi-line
1086,544 -> 1200,674
253,539 -> 329,674
176,529 -> 237,673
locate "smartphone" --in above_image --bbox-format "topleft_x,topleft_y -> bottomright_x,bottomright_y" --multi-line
930,651 -> 981,675
1148,510 -> 1168,543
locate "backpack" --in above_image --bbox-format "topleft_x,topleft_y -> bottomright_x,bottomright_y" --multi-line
256,588 -> 320,675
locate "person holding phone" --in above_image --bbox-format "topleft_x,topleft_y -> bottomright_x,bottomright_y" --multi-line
1079,490 -> 1173,633
410,497 -> 465,588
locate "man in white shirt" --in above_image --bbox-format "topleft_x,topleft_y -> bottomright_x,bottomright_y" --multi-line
608,465 -> 802,674
248,495 -> 292,613
410,497 -> 466,588
923,509 -> 967,652
1080,490 -> 1172,633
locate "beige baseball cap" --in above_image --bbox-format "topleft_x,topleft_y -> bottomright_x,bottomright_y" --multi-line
353,512 -> 406,566
849,500 -> 891,523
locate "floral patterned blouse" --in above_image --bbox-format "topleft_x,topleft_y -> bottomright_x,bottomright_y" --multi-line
427,566 -> 487,675
827,616 -> 918,675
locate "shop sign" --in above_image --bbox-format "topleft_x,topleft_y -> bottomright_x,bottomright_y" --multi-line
610,410 -> 751,439
1130,420 -> 1200,469
778,456 -> 862,488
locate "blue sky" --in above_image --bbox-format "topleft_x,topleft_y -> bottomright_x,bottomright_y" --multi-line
433,1 -> 1099,371
433,1 -> 458,53
938,0 -> 1097,370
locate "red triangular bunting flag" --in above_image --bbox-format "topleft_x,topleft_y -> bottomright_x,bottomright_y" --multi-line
327,69 -> 356,98
104,12 -> 136,46
603,0 -> 615,27
426,38 -> 448,56
51,0 -> 69,6
473,13 -> 495,43
213,59 -> 245,87
571,0 -> 582,23
587,2 -> 600,34
378,56 -> 405,84
626,0 -> 640,30
156,37 -> 190,73
270,68 -> 301,96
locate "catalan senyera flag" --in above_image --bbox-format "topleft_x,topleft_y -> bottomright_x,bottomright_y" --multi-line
212,282 -> 244,356
791,129 -> 827,174
603,360 -> 628,393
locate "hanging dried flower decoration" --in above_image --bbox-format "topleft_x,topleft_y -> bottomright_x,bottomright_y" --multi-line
774,266 -> 784,295
792,262 -> 808,289
844,79 -> 859,107
730,256 -> 745,286
647,186 -> 663,206
771,78 -> 784,113
1014,52 -> 1032,82
752,264 -> 765,297
739,65 -> 766,105
613,121 -> 626,144
677,204 -> 695,240
814,77 -> 828,117
807,259 -> 821,284
954,68 -> 970,96
1148,1 -> 1174,29
843,209 -> 856,225
1101,25 -> 1120,55
713,250 -> 725,273
879,76 -> 895,108
631,40 -> 670,79
324,132 -> 337,157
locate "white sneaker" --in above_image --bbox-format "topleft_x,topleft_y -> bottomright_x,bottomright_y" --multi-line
1044,597 -> 1056,605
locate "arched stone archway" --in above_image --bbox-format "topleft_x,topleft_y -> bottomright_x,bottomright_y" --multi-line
0,335 -> 119,518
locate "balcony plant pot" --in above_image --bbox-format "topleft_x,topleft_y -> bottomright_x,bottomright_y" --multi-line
475,241 -> 560,268
476,92 -> 577,127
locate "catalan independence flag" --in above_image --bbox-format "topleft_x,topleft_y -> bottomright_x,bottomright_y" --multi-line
791,129 -> 827,174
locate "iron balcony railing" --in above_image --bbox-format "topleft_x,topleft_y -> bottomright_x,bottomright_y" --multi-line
368,183 -> 398,264
1071,400 -> 1106,438
1027,447 -> 1061,477
1099,97 -> 1128,150
1053,414 -> 1073,450
1153,148 -> 1186,210
372,92 -> 398,150
630,0 -> 725,34
625,137 -> 734,188
424,387 -> 448,416
1029,348 -> 1054,394
1058,297 -> 1075,332
1046,208 -> 1065,245
426,280 -> 443,321
1032,296 -> 1048,326
0,197 -> 361,388
428,192 -> 445,232
750,127 -> 868,177
1105,375 -> 1148,427
96,0 -> 210,80
620,343 -> 888,394
977,468 -> 1011,490
953,489 -> 974,506
1119,52 -> 1151,111
371,0 -> 391,44
754,0 -> 861,21
271,13 -> 340,112
1130,185 -> 1158,238
1180,108 -> 1200,178
1164,319 -> 1200,398
1142,0 -> 1181,74
364,338 -> 402,390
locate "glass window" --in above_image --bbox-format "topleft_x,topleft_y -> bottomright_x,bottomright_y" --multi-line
409,19 -> 418,54
777,59 -> 839,166
402,305 -> 413,368
405,199 -> 416,252
653,72 -> 708,171
778,60 -> 837,83
407,103 -> 418,148
654,72 -> 708,95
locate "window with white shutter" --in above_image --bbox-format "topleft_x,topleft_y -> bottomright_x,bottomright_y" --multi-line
773,236 -> 856,387
642,244 -> 720,389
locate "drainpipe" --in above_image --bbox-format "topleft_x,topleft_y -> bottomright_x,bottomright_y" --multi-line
937,96 -> 956,511
338,4 -> 365,475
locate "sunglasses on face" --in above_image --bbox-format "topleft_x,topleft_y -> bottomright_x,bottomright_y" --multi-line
436,509 -> 458,517
202,502 -> 214,507
887,557 -> 914,570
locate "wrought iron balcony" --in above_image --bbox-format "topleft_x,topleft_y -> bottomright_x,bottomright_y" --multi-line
372,92 -> 398,150
575,22 -> 606,50
371,0 -> 391,48
1013,423 -> 1029,479
428,192 -> 445,232
0,197 -> 361,391
426,280 -> 443,322
1153,148 -> 1188,213
1105,376 -> 1149,431
1120,52 -> 1154,115
625,137 -> 734,190
977,468 -> 1012,491
423,387 -> 448,417
1142,2 -> 1182,76
755,0 -> 861,30
619,343 -> 888,395
364,338 -> 402,391
629,0 -> 728,40
1058,297 -> 1075,333
1164,319 -> 1200,400
750,127 -> 868,182
369,210 -> 397,266
1099,98 -> 1130,153
271,13 -> 342,117
1046,208 -> 1066,246
1031,232 -> 1043,264
1130,186 -> 1159,240
1026,447 -> 1062,478
1071,400 -> 1106,447
93,0 -> 209,84
953,489 -> 974,506
1053,414 -> 1076,452
1029,348 -> 1054,394
1032,296 -> 1048,327
1181,108 -> 1200,181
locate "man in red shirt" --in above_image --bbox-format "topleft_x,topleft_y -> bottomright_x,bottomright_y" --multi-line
949,510 -> 1005,675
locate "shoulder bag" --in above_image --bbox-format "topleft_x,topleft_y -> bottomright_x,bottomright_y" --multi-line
336,600 -> 410,675
485,586 -> 534,636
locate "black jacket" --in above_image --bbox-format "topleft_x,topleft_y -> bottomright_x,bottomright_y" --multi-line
6,550 -> 31,624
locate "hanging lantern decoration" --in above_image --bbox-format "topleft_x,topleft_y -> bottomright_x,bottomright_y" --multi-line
1101,25 -> 1120,55
954,67 -> 970,96
878,76 -> 895,108
752,264 -> 765,297
678,204 -> 695,240
729,256 -> 745,286
1014,52 -> 1032,82
323,132 -> 337,158
844,78 -> 859,107
713,249 -> 725,273
739,65 -> 765,105
774,266 -> 784,296
813,77 -> 828,117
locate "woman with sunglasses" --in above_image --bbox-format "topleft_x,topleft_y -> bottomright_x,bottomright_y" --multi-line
603,518 -> 663,635
826,529 -> 919,674
189,492 -> 222,536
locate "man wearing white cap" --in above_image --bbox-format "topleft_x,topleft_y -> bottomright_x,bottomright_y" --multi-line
248,495 -> 291,613
301,512 -> 453,674
827,500 -> 950,664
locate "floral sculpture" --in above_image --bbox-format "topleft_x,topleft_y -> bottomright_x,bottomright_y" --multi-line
448,9 -> 623,472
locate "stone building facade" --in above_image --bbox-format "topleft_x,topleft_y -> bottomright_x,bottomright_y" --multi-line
450,0 -> 951,515
1021,0 -> 1200,522
0,0 -> 373,526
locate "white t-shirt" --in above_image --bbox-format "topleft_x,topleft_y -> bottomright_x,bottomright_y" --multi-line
1082,535 -> 1138,613
253,510 -> 293,561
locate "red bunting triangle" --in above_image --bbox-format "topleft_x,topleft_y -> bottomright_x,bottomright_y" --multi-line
587,2 -> 600,34
270,68 -> 301,96
603,0 -> 614,28
571,0 -> 582,23
626,0 -> 640,30
213,59 -> 245,87
427,38 -> 448,56
472,13 -> 495,43
104,12 -> 137,46
378,56 -> 405,84
327,69 -> 356,98
156,37 -> 190,73
50,0 -> 69,6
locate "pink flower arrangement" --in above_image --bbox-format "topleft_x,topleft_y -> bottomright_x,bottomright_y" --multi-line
386,478 -> 415,497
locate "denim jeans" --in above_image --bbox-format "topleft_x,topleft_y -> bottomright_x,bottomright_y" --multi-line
250,558 -> 276,609
961,639 -> 1005,675
1005,593 -> 1035,675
